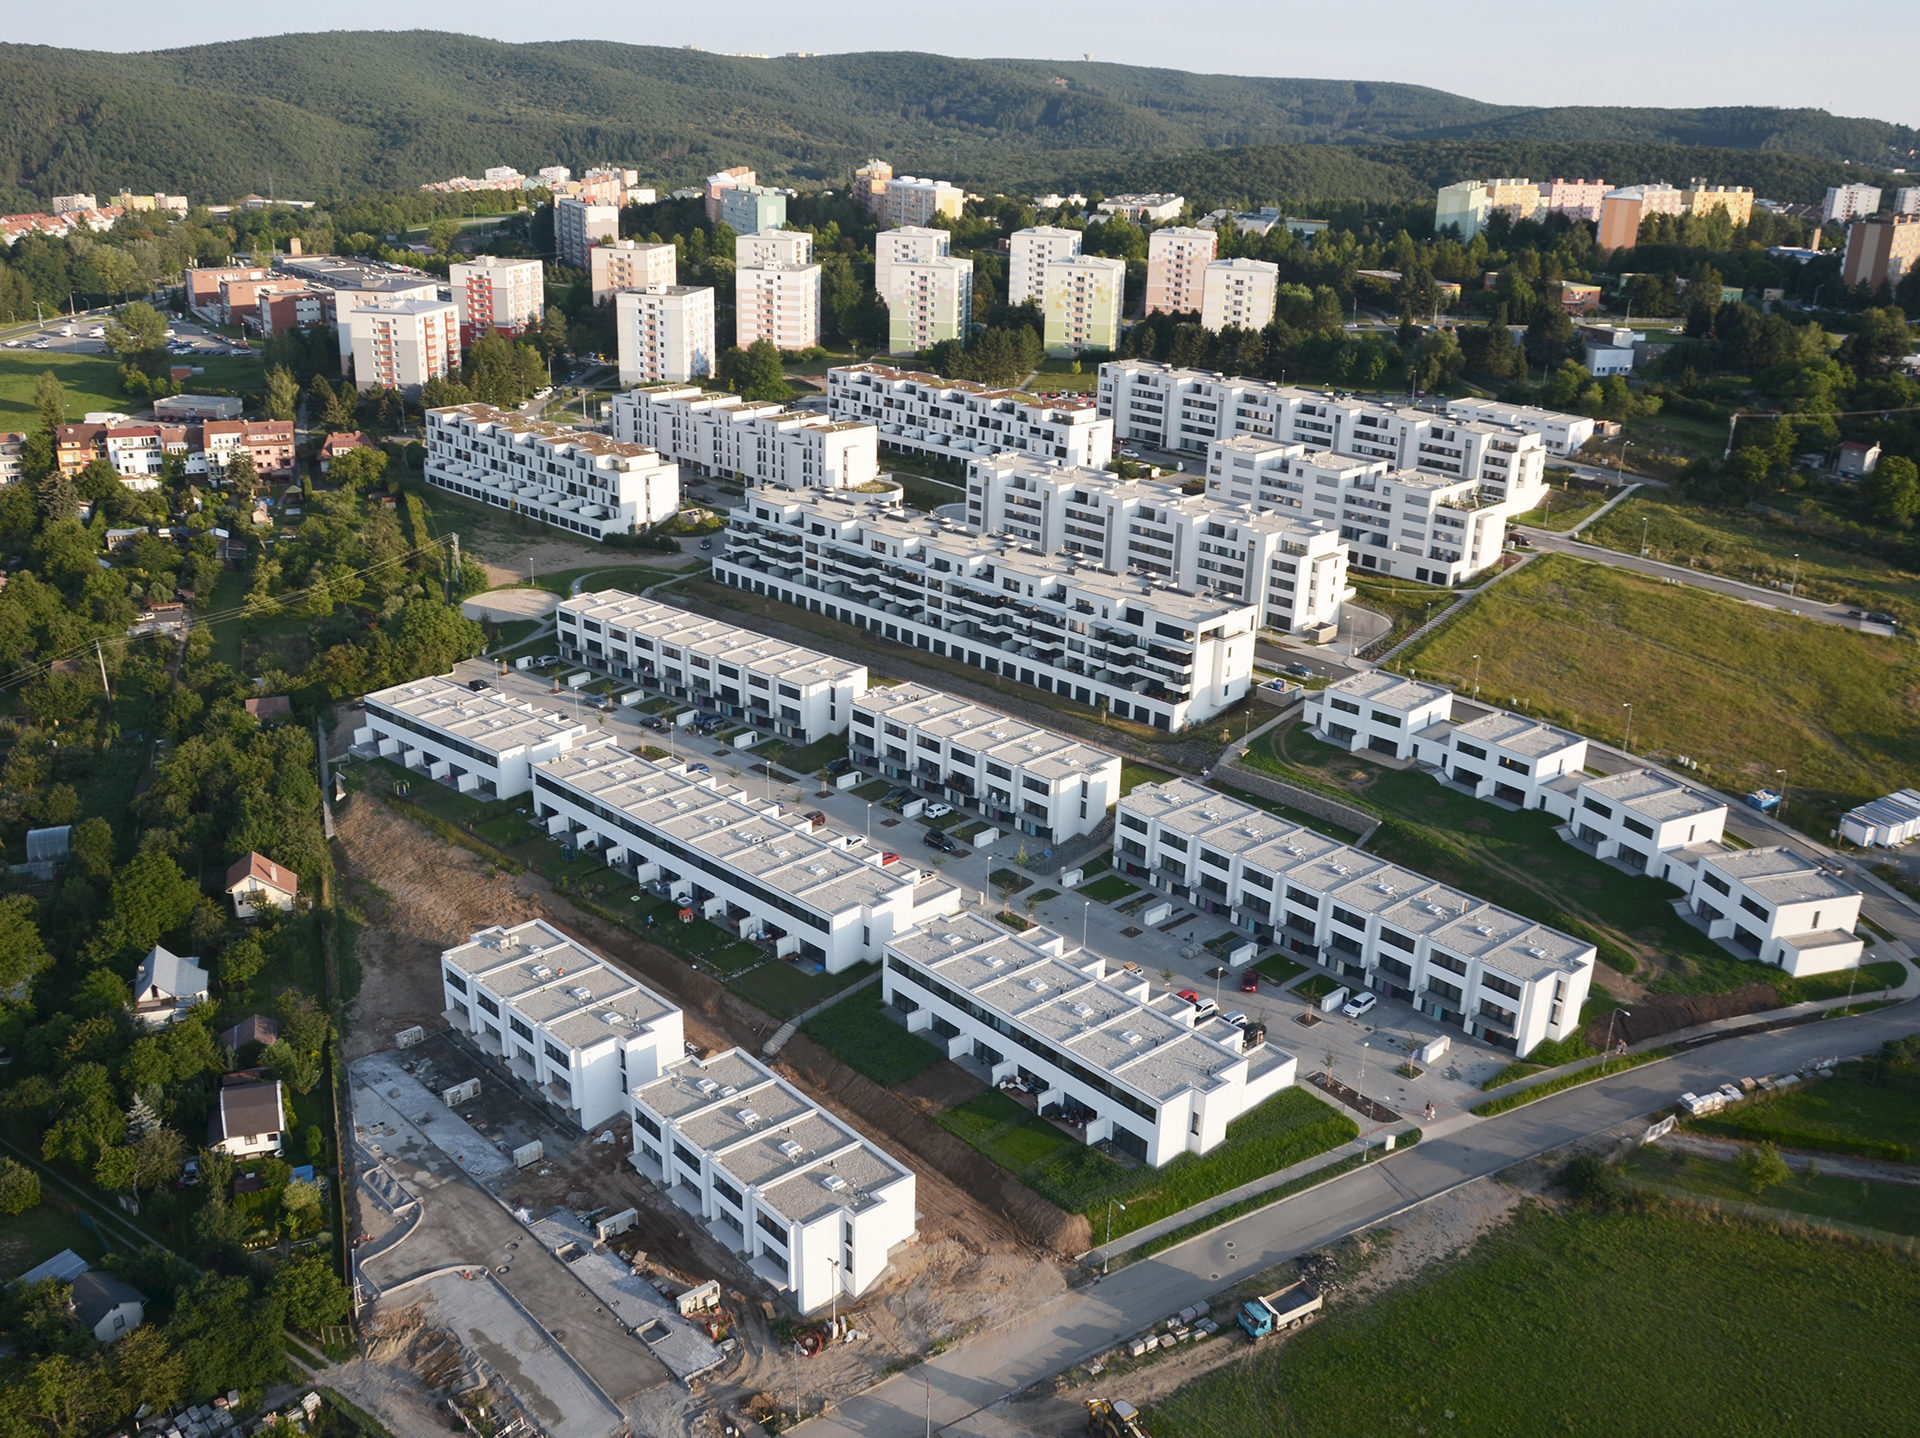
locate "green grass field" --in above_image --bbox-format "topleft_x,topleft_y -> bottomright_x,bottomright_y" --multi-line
802,985 -> 944,1086
1120,763 -> 1176,796
1397,553 -> 1920,838
1348,575 -> 1455,648
1689,1067 -> 1920,1163
1146,1205 -> 1920,1437
1077,874 -> 1139,904
1511,485 -> 1611,532
1623,1146 -> 1920,1237
727,958 -> 873,1021
1254,954 -> 1308,986
0,348 -> 262,427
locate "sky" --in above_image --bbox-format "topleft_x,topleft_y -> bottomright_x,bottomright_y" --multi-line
11,1 -> 1920,128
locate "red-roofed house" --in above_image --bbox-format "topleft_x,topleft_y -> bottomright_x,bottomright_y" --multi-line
318,431 -> 373,474
225,852 -> 299,918
203,420 -> 296,482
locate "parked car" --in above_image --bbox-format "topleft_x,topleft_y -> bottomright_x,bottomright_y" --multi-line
924,828 -> 960,853
826,757 -> 855,775
1866,611 -> 1898,626
685,763 -> 710,774
923,802 -> 953,818
1176,989 -> 1201,1004
698,538 -> 713,550
1342,991 -> 1379,1019
532,653 -> 558,666
802,810 -> 827,830
1223,1011 -> 1248,1026
1284,661 -> 1314,678
1240,971 -> 1259,993
466,678 -> 491,691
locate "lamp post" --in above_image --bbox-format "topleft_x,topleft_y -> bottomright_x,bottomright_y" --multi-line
1103,1198 -> 1127,1275
1640,512 -> 1651,556
1788,552 -> 1801,597
828,1256 -> 840,1345
1616,439 -> 1632,489
1621,702 -> 1634,754
1604,1007 -> 1632,1072
1471,653 -> 1482,700
1775,768 -> 1790,817
1082,899 -> 1091,952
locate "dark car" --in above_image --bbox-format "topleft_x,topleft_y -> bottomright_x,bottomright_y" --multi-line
1866,611 -> 1898,626
467,678 -> 491,691
1284,661 -> 1314,678
924,828 -> 960,853
685,762 -> 710,774
699,538 -> 713,550
826,757 -> 856,775
1240,971 -> 1259,993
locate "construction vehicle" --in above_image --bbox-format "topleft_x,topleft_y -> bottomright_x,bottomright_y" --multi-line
1085,1397 -> 1150,1437
1237,1281 -> 1323,1340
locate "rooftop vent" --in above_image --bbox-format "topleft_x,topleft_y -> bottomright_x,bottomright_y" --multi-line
736,1108 -> 761,1126
694,1077 -> 719,1095
600,1010 -> 625,1025
1024,977 -> 1049,993
1119,1030 -> 1144,1046
569,985 -> 593,1001
983,955 -> 1004,969
530,964 -> 555,979
778,1139 -> 804,1158
821,1173 -> 848,1192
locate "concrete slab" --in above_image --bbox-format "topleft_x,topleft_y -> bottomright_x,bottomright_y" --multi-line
462,588 -> 560,623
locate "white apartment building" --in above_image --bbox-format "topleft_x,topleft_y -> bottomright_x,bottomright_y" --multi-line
424,403 -> 681,540
850,683 -> 1121,842
878,175 -> 965,229
610,385 -> 877,490
615,285 -> 717,384
329,275 -> 440,377
874,226 -> 950,296
1682,848 -> 1863,977
357,674 -> 588,797
829,363 -> 1113,468
346,297 -> 460,393
1042,255 -> 1126,356
590,239 -> 676,304
737,230 -> 813,268
1539,769 -> 1729,881
736,262 -> 823,352
629,1048 -> 916,1314
1008,226 -> 1083,306
1205,436 -> 1512,584
556,197 -> 621,270
1304,672 -> 1455,759
533,743 -> 960,972
1101,362 -> 1550,508
1200,258 -> 1280,333
882,913 -> 1297,1166
885,256 -> 974,354
1409,710 -> 1588,809
554,589 -> 866,743
1116,778 -> 1596,1057
1897,188 -> 1920,218
716,491 -> 1257,731
967,454 -> 1350,636
442,920 -> 684,1131
1145,227 -> 1218,315
448,256 -> 543,343
1444,398 -> 1595,457
1823,183 -> 1883,223
1097,194 -> 1185,223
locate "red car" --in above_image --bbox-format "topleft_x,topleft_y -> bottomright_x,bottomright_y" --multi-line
1240,972 -> 1259,993
1176,989 -> 1201,1005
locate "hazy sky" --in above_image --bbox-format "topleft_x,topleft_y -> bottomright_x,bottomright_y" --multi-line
14,2 -> 1920,129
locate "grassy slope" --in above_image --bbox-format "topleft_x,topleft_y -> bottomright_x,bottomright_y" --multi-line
0,349 -> 261,428
1623,1147 -> 1920,1237
1148,1206 -> 1920,1436
1397,553 -> 1920,836
1689,1069 -> 1920,1162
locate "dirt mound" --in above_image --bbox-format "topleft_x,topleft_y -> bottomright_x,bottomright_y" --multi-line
1586,983 -> 1783,1047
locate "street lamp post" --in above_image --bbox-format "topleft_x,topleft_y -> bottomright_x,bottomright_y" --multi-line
1616,440 -> 1632,488
1621,702 -> 1634,754
1788,553 -> 1801,597
1604,1008 -> 1632,1073
1103,1198 -> 1127,1275
1641,512 -> 1651,556
1775,768 -> 1790,817
1471,653 -> 1482,700
1081,899 -> 1091,952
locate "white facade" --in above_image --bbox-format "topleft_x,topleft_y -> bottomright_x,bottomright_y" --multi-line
1008,226 -> 1083,306
1684,848 -> 1863,977
874,226 -> 949,297
1408,710 -> 1588,808
1896,188 -> 1920,218
735,262 -> 823,352
425,403 -> 682,540
554,589 -> 866,743
737,230 -> 813,268
328,276 -> 440,376
829,363 -> 1113,468
1443,399 -> 1596,457
1145,227 -> 1218,315
1116,778 -> 1595,1057
532,743 -> 959,973
1539,769 -> 1729,880
615,285 -> 717,385
885,256 -> 974,355
1200,258 -> 1280,333
1823,183 -> 1883,223
442,919 -> 684,1132
347,298 -> 459,393
557,197 -> 621,269
850,683 -> 1121,842
610,386 -> 877,491
1097,194 -> 1185,223
357,674 -> 588,797
209,1081 -> 284,1159
716,491 -> 1257,732
878,176 -> 965,229
1839,789 -> 1920,848
1304,672 -> 1455,759
882,913 -> 1297,1166
629,1048 -> 916,1314
449,256 -> 544,340
591,240 -> 677,303
1041,254 -> 1125,356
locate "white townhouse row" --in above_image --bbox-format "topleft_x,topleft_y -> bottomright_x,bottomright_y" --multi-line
1099,361 -> 1552,507
424,403 -> 681,540
850,683 -> 1121,843
828,363 -> 1114,469
441,920 -> 684,1131
630,1048 -> 915,1314
609,385 -> 879,491
357,675 -> 588,798
881,912 -> 1297,1166
716,491 -> 1258,732
1443,398 -> 1596,457
1116,779 -> 1595,1057
1839,789 -> 1920,848
1543,768 -> 1729,880
554,589 -> 866,744
967,454 -> 1351,635
532,743 -> 960,972
1681,847 -> 1863,976
1206,436 -> 1512,584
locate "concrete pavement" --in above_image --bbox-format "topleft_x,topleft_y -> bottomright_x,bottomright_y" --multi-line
795,996 -> 1920,1437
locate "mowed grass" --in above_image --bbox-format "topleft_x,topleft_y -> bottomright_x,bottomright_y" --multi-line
1398,553 -> 1920,837
1511,483 -> 1612,532
1622,1147 -> 1920,1238
0,347 -> 261,427
1146,1205 -> 1920,1437
1077,874 -> 1140,904
1689,1066 -> 1920,1163
802,984 -> 944,1086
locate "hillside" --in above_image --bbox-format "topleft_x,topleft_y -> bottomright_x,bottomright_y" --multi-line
1,32 -> 1914,209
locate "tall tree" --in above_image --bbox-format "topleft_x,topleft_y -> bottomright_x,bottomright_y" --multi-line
263,365 -> 299,423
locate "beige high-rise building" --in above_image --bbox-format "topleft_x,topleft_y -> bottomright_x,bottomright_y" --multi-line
1041,255 -> 1125,356
347,298 -> 460,393
1145,226 -> 1218,315
885,257 -> 973,355
1008,226 -> 1083,307
1200,258 -> 1280,333
875,226 -> 950,297
737,230 -> 813,267
615,285 -> 716,384
448,256 -> 544,343
1597,184 -> 1685,252
1684,183 -> 1754,229
735,263 -> 822,351
590,240 -> 677,303
879,176 -> 964,229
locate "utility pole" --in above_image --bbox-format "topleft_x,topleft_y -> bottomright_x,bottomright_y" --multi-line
94,639 -> 110,700
448,532 -> 460,601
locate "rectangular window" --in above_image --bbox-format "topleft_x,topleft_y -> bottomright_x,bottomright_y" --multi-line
509,1015 -> 532,1041
1242,868 -> 1272,890
476,993 -> 500,1017
1331,905 -> 1367,931
673,1142 -> 701,1172
1582,797 -> 1612,818
634,1111 -> 661,1139
1482,973 -> 1523,1001
1622,816 -> 1655,840
1379,927 -> 1415,953
1286,885 -> 1319,907
1703,871 -> 1731,896
1739,896 -> 1770,922
756,1213 -> 788,1247
444,971 -> 468,993
543,1040 -> 569,1066
1121,813 -> 1148,834
1455,741 -> 1487,761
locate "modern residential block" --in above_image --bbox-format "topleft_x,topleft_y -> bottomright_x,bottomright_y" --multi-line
1541,178 -> 1610,222
629,1048 -> 916,1313
1597,184 -> 1685,251
1041,254 -> 1125,355
346,297 -> 460,393
1841,217 -> 1920,294
1096,194 -> 1184,223
829,363 -> 1113,468
610,386 -> 877,490
735,262 -> 823,352
1444,399 -> 1596,457
1433,178 -> 1543,240
357,673 -> 589,797
884,255 -> 974,354
556,196 -> 621,269
553,589 -> 866,743
1144,227 -> 1217,315
327,274 -> 441,376
591,239 -> 677,303
1408,710 -> 1588,809
704,167 -> 755,223
449,256 -> 544,344
1115,778 -> 1595,1056
1200,258 -> 1280,333
442,919 -> 684,1131
875,175 -> 964,229
425,403 -> 682,539
882,912 -> 1297,1165
615,285 -> 717,384
1540,769 -> 1729,880
1008,226 -> 1083,306
1823,183 -> 1883,223
1304,672 -> 1455,759
1682,848 -> 1863,976
849,683 -> 1120,842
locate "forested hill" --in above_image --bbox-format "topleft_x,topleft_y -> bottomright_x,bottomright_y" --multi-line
1,31 -> 1913,207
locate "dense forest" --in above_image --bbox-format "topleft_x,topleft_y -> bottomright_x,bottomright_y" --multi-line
0,34 -> 1914,208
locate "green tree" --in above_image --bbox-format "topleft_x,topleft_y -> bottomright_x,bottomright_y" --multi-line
263,365 -> 300,422
0,1156 -> 40,1215
89,848 -> 200,964
225,449 -> 259,505
1741,1141 -> 1792,1194
720,340 -> 791,403
34,467 -> 79,524
1863,454 -> 1920,528
326,447 -> 387,490
272,1253 -> 351,1330
0,894 -> 50,999
103,301 -> 168,363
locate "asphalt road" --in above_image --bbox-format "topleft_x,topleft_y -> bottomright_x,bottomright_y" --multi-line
795,996 -> 1920,1436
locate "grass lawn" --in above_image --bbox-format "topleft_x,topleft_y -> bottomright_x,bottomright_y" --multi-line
1348,575 -> 1455,648
1511,483 -> 1611,532
801,985 -> 944,1086
1120,763 -> 1176,796
728,959 -> 874,1021
896,474 -> 965,512
777,732 -> 849,778
1295,973 -> 1341,1002
0,1200 -> 107,1279
1078,875 -> 1140,904
1145,1205 -> 1920,1437
0,347 -> 261,428
1396,553 -> 1920,840
1623,1146 -> 1920,1238
1255,954 -> 1308,986
1206,779 -> 1366,846
1688,1065 -> 1920,1162
851,779 -> 893,801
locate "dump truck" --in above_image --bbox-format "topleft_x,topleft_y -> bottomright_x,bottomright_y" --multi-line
1237,1281 -> 1322,1340
1085,1398 -> 1150,1438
